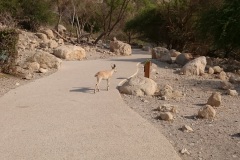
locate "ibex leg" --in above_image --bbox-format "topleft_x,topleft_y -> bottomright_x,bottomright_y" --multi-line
94,78 -> 101,93
107,79 -> 110,91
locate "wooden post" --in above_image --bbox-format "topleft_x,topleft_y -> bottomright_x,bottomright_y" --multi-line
144,61 -> 151,78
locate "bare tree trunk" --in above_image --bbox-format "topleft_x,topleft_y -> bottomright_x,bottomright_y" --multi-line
76,25 -> 80,43
76,16 -> 81,43
94,32 -> 107,44
94,0 -> 131,44
56,0 -> 62,32
70,0 -> 76,37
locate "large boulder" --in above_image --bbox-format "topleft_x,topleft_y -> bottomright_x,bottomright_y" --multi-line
170,49 -> 181,57
118,76 -> 157,96
181,56 -> 207,76
35,33 -> 49,43
198,105 -> 216,120
57,24 -> 67,35
207,92 -> 221,107
29,50 -> 62,69
110,40 -> 132,56
175,53 -> 193,66
53,45 -> 86,60
41,29 -> 54,39
152,47 -> 172,63
48,40 -> 59,49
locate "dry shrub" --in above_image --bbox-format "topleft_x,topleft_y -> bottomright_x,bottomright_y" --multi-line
0,28 -> 19,74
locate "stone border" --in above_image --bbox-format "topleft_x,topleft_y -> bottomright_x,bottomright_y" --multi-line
117,62 -> 141,88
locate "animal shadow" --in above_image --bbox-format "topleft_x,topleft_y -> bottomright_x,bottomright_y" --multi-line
231,133 -> 240,138
184,115 -> 198,120
70,87 -> 95,94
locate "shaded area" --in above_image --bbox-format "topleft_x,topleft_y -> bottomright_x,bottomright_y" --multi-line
70,87 -> 95,94
184,115 -> 198,120
108,57 -> 148,63
194,103 -> 206,107
117,77 -> 128,80
231,133 -> 240,138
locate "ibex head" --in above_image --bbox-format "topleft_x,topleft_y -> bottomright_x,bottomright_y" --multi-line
111,64 -> 116,69
111,64 -> 117,72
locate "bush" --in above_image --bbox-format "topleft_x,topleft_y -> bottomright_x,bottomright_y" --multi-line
0,0 -> 55,31
197,0 -> 240,57
0,28 -> 19,73
0,0 -> 20,14
125,0 -> 200,50
18,0 -> 55,31
124,7 -> 164,45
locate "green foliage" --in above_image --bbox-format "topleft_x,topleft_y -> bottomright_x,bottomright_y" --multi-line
0,29 -> 19,71
198,0 -> 240,52
18,0 -> 55,30
94,0 -> 133,43
160,0 -> 196,49
125,0 -> 198,49
125,7 -> 164,44
0,0 -> 55,31
0,0 -> 20,14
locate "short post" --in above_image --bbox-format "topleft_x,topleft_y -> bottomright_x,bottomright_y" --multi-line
144,60 -> 151,78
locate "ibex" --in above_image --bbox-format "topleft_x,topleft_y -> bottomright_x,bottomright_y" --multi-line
94,64 -> 117,93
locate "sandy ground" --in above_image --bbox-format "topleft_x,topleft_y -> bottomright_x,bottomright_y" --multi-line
1,50 -> 240,160
121,59 -> 240,160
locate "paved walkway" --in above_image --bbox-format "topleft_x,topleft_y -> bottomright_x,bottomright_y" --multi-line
0,49 -> 181,160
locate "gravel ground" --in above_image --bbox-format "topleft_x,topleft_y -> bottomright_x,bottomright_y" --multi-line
121,59 -> 240,160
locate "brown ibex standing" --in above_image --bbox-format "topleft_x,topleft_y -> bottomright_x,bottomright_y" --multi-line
94,64 -> 117,93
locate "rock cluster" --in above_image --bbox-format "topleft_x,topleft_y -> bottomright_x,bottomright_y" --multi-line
176,53 -> 193,66
152,47 -> 172,63
6,27 -> 133,79
110,38 -> 132,56
118,76 -> 157,96
181,56 -> 207,76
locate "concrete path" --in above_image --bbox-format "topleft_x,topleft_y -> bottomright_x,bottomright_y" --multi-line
0,49 -> 181,160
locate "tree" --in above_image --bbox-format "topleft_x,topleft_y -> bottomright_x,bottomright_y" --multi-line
0,0 -> 20,14
124,7 -> 164,45
0,0 -> 20,27
198,0 -> 240,57
125,0 -> 201,50
94,0 -> 132,44
71,0 -> 100,42
55,0 -> 70,30
0,0 -> 55,30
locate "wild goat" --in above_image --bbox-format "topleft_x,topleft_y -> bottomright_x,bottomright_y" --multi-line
94,64 -> 117,93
